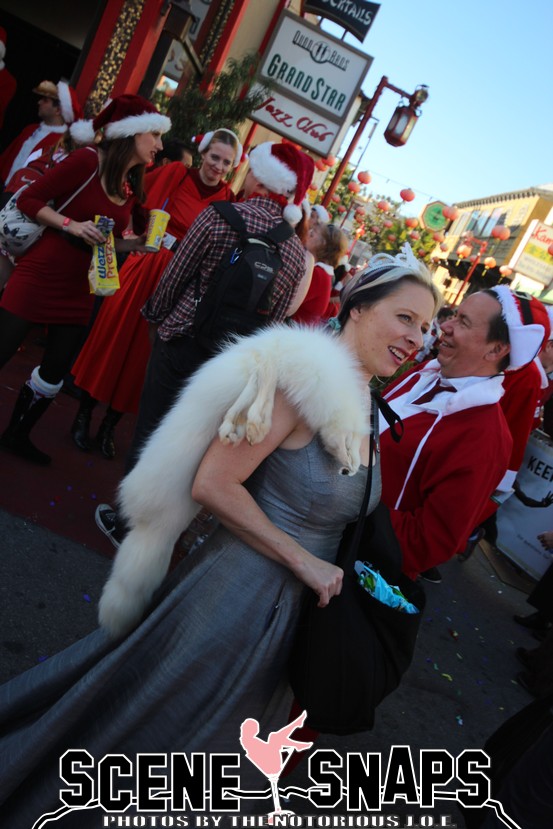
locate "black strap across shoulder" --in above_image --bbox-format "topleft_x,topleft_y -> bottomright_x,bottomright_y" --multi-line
211,200 -> 294,245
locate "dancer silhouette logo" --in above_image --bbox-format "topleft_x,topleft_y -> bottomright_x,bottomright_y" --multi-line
35,711 -> 522,828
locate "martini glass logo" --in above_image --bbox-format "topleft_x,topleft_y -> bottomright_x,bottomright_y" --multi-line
239,710 -> 312,822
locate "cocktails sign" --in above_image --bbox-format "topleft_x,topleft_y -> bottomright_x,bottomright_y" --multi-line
302,0 -> 380,42
251,11 -> 373,155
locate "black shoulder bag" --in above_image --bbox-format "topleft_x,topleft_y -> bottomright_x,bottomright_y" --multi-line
288,391 -> 426,735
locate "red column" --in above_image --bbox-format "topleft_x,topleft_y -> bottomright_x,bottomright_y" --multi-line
112,1 -> 169,96
74,0 -> 168,104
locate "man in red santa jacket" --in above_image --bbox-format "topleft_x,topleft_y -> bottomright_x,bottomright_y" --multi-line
0,79 -> 81,191
379,287 -> 549,582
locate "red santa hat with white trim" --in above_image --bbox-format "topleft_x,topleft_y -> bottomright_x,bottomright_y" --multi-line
248,142 -> 315,226
57,81 -> 83,125
490,286 -> 551,369
70,94 -> 171,145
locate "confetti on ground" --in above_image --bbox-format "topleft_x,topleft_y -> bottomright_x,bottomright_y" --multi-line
448,628 -> 459,639
37,655 -> 48,662
66,485 -> 73,492
456,653 -> 463,660
433,662 -> 440,671
441,673 -> 453,682
456,715 -> 464,725
90,493 -> 97,500
83,594 -> 91,603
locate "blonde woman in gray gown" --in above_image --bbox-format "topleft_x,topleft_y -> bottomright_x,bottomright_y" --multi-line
0,246 -> 440,826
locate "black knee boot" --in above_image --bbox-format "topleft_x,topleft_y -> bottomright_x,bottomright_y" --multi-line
96,407 -> 123,459
70,391 -> 97,451
0,383 -> 54,465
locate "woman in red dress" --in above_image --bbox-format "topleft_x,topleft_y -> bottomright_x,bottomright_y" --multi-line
292,222 -> 348,326
70,128 -> 242,459
0,95 -> 171,466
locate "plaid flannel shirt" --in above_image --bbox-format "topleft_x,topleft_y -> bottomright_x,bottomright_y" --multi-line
142,196 -> 307,341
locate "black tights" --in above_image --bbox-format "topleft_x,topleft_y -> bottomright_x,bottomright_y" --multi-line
0,307 -> 87,385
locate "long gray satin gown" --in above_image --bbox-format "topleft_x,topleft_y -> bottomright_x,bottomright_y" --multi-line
0,435 -> 380,827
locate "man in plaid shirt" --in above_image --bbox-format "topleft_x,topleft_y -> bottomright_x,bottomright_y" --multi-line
96,142 -> 314,547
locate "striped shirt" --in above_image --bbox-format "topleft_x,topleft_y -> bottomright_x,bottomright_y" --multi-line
142,196 -> 306,341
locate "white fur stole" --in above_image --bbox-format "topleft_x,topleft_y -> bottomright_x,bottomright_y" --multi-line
99,325 -> 370,638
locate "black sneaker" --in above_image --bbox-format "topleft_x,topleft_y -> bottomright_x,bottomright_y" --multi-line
95,504 -> 124,549
513,611 -> 552,632
420,566 -> 442,584
458,527 -> 485,562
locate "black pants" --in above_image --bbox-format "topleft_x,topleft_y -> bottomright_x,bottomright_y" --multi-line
0,307 -> 86,384
125,333 -> 212,474
527,562 -> 553,623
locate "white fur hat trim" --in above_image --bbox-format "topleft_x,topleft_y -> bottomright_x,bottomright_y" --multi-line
248,143 -> 297,197
104,112 -> 171,139
70,119 -> 95,144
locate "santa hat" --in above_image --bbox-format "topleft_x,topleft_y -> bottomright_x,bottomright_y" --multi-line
57,81 -> 83,125
248,142 -> 315,226
191,129 -> 244,168
311,204 -> 330,223
490,286 -> 551,370
70,94 -> 171,144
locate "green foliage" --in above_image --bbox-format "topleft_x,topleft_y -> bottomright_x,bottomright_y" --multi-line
157,53 -> 269,149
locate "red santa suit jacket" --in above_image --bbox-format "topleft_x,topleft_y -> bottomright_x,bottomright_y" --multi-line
380,361 -> 512,579
0,122 -> 66,188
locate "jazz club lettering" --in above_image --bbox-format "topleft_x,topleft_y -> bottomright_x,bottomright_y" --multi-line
255,96 -> 335,143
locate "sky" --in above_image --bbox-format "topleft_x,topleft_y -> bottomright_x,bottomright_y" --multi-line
319,0 -> 553,221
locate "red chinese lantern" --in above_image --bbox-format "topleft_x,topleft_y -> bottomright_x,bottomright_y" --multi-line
377,200 -> 391,212
499,266 -> 513,276
409,230 -> 420,241
348,181 -> 361,193
417,249 -> 427,258
308,182 -> 318,192
439,242 -> 448,251
443,205 -> 459,221
314,159 -> 327,172
491,225 -> 510,241
357,170 -> 371,185
370,225 -> 380,234
484,256 -> 496,269
383,218 -> 394,228
354,206 -> 366,216
388,234 -> 397,242
331,194 -> 341,204
432,231 -> 445,243
457,244 -> 472,259
324,155 -> 337,167
400,187 -> 415,202
405,217 -> 418,228
337,205 -> 347,214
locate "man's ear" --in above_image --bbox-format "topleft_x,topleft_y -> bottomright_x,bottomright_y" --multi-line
485,340 -> 510,364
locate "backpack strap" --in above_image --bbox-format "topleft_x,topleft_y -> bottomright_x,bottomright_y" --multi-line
211,201 -> 248,237
265,220 -> 294,245
212,200 -> 294,246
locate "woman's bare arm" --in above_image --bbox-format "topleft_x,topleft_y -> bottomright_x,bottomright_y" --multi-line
192,390 -> 343,607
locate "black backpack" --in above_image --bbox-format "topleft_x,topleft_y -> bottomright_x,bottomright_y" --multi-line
193,201 -> 294,352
